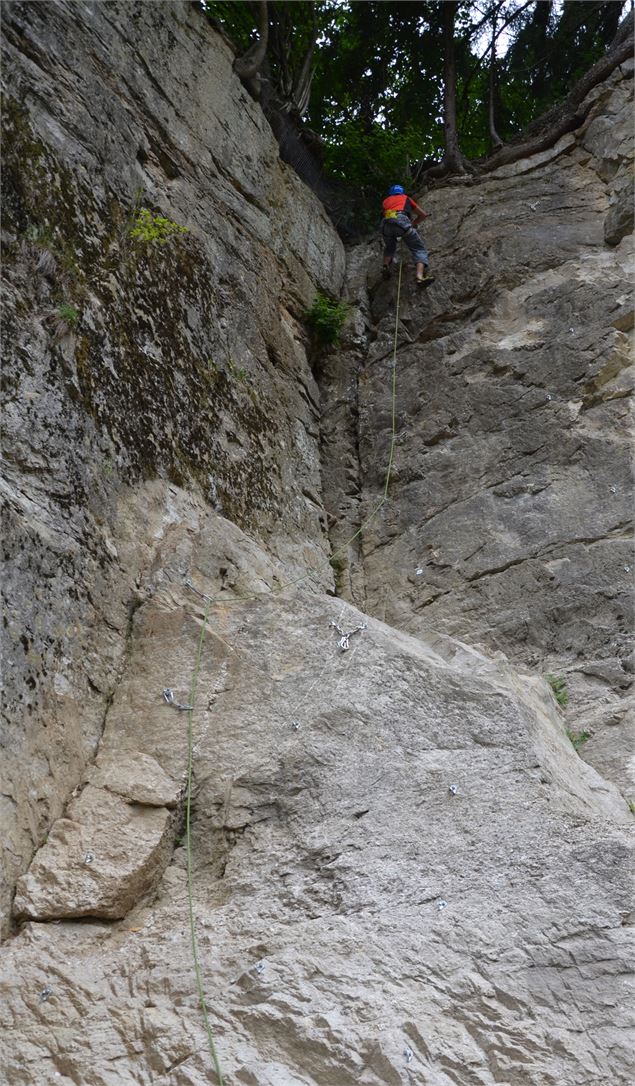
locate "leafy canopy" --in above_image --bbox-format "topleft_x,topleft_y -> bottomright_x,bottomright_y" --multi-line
205,0 -> 627,198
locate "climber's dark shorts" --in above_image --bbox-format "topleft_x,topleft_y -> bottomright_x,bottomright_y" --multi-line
382,214 -> 429,266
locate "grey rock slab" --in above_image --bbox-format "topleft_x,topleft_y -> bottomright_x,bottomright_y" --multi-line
1,0 -> 343,931
13,784 -> 174,922
321,66 -> 634,798
87,750 -> 181,808
1,4 -> 633,1083
1,590 -> 633,1085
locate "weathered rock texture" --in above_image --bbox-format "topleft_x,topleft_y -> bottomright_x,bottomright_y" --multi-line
1,0 -> 343,930
1,519 -> 633,1084
1,3 -> 633,1085
322,65 -> 634,799
13,780 -> 175,922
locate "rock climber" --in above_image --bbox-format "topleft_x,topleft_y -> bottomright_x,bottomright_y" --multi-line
381,184 -> 434,286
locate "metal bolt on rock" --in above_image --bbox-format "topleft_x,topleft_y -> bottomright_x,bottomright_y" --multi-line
255,960 -> 265,975
83,851 -> 94,865
163,687 -> 194,712
415,568 -> 424,576
448,784 -> 458,796
291,719 -> 301,731
405,1046 -> 414,1064
39,986 -> 53,1002
437,900 -> 448,911
184,578 -> 213,603
330,619 -> 367,652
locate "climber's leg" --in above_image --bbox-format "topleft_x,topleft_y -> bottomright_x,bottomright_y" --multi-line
415,261 -> 435,286
404,228 -> 434,284
382,222 -> 398,278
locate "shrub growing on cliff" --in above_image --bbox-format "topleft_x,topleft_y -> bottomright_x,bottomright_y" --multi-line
58,303 -> 79,326
306,292 -> 348,347
130,208 -> 189,245
48,303 -> 80,340
566,728 -> 591,752
546,674 -> 569,708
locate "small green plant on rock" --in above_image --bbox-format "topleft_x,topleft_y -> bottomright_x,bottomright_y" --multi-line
329,552 -> 347,594
49,302 -> 80,341
227,359 -> 248,383
58,303 -> 79,326
546,673 -> 569,708
130,207 -> 189,245
206,357 -> 249,386
566,729 -> 591,752
306,292 -> 349,347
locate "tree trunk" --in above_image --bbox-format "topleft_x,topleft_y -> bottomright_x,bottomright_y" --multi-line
292,28 -> 318,117
480,9 -> 634,172
488,13 -> 503,151
441,1 -> 466,174
234,0 -> 269,84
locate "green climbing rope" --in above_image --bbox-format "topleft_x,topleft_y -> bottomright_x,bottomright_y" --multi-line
185,596 -> 224,1086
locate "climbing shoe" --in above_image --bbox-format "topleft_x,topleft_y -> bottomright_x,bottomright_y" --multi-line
382,265 -> 391,280
416,273 -> 435,287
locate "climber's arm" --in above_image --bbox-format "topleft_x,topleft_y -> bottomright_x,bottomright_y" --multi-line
409,198 -> 429,226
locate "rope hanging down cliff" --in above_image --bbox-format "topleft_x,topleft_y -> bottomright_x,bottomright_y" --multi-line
179,260 -> 405,1084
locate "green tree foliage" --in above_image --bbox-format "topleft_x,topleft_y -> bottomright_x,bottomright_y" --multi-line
204,0 -> 629,198
205,0 -> 321,116
305,291 -> 349,346
498,1 -> 626,135
309,1 -> 445,192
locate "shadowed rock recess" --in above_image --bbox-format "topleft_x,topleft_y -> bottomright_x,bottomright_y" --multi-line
1,3 -> 633,1086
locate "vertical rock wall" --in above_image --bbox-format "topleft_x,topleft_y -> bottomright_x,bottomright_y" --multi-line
1,0 -> 344,932
1,6 -> 633,1085
322,63 -> 634,799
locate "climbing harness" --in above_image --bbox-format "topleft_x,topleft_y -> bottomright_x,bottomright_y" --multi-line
176,261 -> 405,1084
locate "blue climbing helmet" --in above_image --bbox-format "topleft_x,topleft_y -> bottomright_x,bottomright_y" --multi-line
388,184 -> 405,195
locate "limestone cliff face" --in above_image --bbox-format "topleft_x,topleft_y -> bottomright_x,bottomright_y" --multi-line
1,0 -> 343,930
1,4 -> 633,1086
322,65 -> 634,798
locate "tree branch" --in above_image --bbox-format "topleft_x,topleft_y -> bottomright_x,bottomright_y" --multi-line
234,0 -> 269,83
480,10 -> 634,171
458,0 -> 535,119
488,12 -> 503,150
